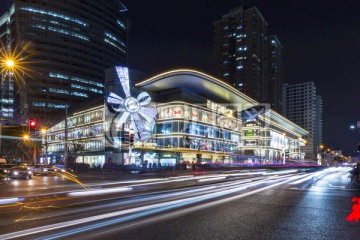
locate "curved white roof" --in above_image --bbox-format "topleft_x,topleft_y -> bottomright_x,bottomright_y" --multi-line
135,69 -> 259,106
136,69 -> 308,136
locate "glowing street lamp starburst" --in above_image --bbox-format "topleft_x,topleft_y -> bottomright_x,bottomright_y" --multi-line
6,59 -> 14,67
106,66 -> 157,142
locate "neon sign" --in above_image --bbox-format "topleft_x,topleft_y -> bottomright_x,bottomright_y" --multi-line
206,100 -> 233,116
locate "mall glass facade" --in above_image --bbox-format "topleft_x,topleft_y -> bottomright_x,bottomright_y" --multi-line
45,69 -> 308,167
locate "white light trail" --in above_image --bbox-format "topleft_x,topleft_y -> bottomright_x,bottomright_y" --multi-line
0,173 -> 306,240
198,176 -> 227,182
68,187 -> 132,197
0,198 -> 22,205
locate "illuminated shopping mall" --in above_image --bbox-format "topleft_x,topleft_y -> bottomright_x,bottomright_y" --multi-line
44,67 -> 308,167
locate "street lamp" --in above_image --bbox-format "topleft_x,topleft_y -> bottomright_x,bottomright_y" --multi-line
22,134 -> 30,162
0,117 -> 6,155
128,128 -> 134,165
316,144 -> 324,165
6,59 -> 14,68
23,134 -> 29,140
64,105 -> 69,166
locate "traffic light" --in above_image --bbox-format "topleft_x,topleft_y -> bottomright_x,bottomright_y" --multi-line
130,133 -> 135,146
29,119 -> 38,134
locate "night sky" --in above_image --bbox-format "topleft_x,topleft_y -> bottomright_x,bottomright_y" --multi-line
1,0 -> 360,155
122,0 -> 360,156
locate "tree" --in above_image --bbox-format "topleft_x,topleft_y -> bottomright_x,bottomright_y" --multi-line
0,125 -> 41,163
66,141 -> 86,165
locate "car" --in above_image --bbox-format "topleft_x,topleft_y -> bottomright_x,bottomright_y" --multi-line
48,165 -> 74,175
0,164 -> 16,178
33,164 -> 49,176
0,168 -> 9,178
20,163 -> 34,171
9,167 -> 32,179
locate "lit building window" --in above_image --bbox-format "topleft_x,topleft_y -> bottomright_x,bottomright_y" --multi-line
237,47 -> 247,51
104,38 -> 126,53
48,103 -> 67,109
104,32 -> 126,46
2,99 -> 14,104
49,20 -> 68,27
31,24 -> 46,30
31,25 -> 89,41
71,77 -> 104,88
72,92 -> 89,98
49,88 -> 69,94
33,102 -> 46,107
47,26 -> 89,41
71,84 -> 103,94
236,65 -> 243,69
116,19 -> 126,29
49,73 -> 69,79
49,73 -> 104,88
20,7 -> 89,27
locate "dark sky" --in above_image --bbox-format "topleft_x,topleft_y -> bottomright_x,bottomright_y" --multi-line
121,0 -> 360,155
1,0 -> 360,155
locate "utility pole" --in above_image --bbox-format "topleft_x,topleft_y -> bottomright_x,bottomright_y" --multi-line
0,118 -> 7,155
64,105 -> 68,166
0,122 -> 2,155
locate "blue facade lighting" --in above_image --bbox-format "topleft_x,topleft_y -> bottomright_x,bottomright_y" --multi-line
21,7 -> 89,27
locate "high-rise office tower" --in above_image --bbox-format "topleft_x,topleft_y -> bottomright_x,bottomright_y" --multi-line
0,0 -> 127,124
282,82 -> 323,160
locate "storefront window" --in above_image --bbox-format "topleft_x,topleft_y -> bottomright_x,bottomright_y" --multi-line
191,107 -> 198,121
159,106 -> 185,119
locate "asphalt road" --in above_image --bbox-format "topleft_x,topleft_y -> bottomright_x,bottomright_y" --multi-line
0,167 -> 359,240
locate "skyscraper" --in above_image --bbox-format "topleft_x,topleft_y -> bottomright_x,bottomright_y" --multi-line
0,0 -> 127,124
214,6 -> 283,109
282,82 -> 323,160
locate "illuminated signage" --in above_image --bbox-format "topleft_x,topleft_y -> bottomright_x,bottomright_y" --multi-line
245,130 -> 255,136
206,100 -> 233,116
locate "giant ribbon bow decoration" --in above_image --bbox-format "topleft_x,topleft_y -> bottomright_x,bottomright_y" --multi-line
106,66 -> 157,141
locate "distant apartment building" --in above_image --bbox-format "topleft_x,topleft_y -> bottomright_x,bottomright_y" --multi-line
0,0 -> 128,124
282,82 -> 323,160
214,6 -> 282,110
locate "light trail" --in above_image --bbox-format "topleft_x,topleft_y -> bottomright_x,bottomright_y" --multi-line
198,176 -> 227,182
0,169 -> 297,204
0,173 -> 307,240
289,168 -> 340,185
0,198 -> 22,205
68,187 -> 132,197
38,174 -> 307,240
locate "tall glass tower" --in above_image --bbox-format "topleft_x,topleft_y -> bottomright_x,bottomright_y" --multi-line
0,0 -> 128,124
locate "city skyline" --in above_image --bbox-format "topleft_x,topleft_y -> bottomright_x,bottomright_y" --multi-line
1,0 -> 359,155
